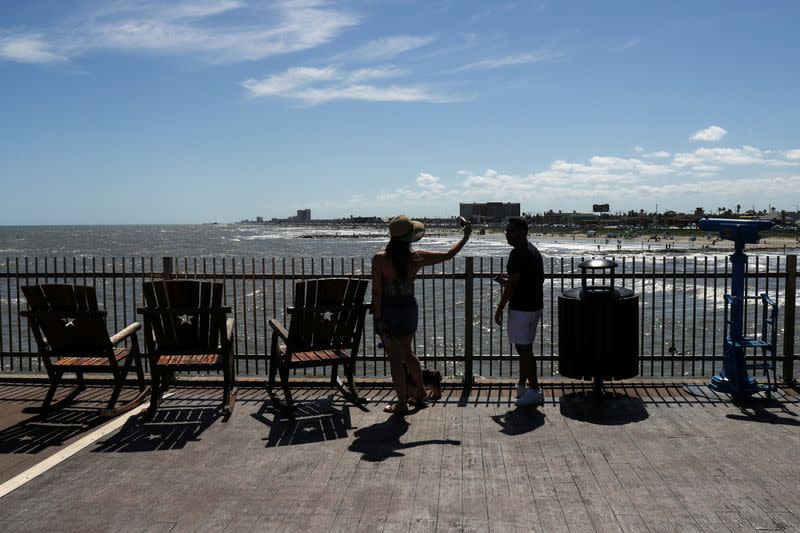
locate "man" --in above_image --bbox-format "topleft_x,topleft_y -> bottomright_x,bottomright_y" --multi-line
494,217 -> 545,407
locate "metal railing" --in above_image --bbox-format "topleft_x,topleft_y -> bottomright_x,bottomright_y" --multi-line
1,255 -> 797,382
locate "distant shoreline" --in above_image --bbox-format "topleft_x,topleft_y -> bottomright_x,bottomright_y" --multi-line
292,226 -> 800,254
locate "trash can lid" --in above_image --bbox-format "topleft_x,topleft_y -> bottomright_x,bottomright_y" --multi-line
579,258 -> 617,270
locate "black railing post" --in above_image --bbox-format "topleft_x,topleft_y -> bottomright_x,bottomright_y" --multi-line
464,257 -> 474,388
783,254 -> 797,384
162,257 -> 174,280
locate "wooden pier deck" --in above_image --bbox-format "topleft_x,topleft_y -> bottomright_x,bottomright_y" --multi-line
0,380 -> 798,532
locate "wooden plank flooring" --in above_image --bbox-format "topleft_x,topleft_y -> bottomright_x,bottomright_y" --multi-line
0,381 -> 798,532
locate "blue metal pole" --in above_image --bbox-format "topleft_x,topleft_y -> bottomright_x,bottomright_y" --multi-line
698,219 -> 771,397
710,237 -> 757,395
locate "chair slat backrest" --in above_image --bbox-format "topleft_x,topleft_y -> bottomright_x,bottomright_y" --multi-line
141,280 -> 226,353
21,284 -> 111,356
287,278 -> 368,352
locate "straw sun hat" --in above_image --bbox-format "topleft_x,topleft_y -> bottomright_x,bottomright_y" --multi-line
388,215 -> 425,242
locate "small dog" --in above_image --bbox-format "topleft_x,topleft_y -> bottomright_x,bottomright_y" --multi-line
405,367 -> 443,401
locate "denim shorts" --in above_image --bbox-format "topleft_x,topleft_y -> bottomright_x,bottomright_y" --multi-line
382,295 -> 418,336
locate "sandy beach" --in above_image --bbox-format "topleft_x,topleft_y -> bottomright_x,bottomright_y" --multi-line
526,231 -> 800,255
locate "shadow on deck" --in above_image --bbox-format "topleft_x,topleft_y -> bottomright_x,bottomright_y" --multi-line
0,379 -> 798,531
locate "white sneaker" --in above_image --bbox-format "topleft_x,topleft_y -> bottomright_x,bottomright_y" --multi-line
515,384 -> 526,399
516,388 -> 544,407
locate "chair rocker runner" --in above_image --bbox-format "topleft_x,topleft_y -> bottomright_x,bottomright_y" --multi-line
138,280 -> 237,416
268,278 -> 370,410
20,284 -> 149,416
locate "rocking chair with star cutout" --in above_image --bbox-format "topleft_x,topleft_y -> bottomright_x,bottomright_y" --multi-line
20,284 -> 149,416
268,278 -> 370,410
138,280 -> 237,416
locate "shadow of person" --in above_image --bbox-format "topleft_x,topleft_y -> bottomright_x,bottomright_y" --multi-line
92,407 -> 221,452
348,415 -> 461,462
559,392 -> 649,425
0,408 -> 103,454
252,398 -> 355,447
491,408 -> 545,436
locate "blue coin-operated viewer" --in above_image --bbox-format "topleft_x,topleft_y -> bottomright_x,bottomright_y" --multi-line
697,218 -> 779,399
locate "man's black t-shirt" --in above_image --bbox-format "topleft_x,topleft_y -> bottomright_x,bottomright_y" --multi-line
506,242 -> 544,311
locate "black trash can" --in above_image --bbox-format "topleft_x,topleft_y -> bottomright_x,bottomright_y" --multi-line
558,259 -> 639,394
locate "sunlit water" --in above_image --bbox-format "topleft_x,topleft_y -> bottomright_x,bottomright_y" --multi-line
2,223 -> 797,258
1,225 -> 797,379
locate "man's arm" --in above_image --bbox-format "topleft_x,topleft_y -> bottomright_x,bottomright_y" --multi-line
495,271 -> 521,326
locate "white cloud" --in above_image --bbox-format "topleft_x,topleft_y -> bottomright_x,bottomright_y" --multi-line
452,51 -> 557,72
622,37 -> 641,49
346,67 -> 405,83
632,146 -> 645,153
0,1 -> 360,64
671,145 -> 799,175
644,150 -> 671,159
0,33 -> 67,63
367,137 -> 800,213
377,173 -> 458,204
242,65 -> 456,105
241,66 -> 338,97
689,125 -> 727,142
416,173 -> 447,193
632,175 -> 800,198
293,84 -> 452,105
162,1 -> 245,19
332,35 -> 434,62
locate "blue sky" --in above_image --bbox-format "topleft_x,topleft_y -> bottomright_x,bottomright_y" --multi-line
1,0 -> 799,224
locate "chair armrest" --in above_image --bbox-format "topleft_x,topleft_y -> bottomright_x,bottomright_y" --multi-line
110,322 -> 142,346
761,293 -> 778,310
226,318 -> 235,341
269,318 -> 289,342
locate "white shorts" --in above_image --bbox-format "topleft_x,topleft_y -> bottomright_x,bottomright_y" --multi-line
507,309 -> 542,345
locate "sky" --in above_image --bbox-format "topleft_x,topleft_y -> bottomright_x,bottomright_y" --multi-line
1,0 -> 799,224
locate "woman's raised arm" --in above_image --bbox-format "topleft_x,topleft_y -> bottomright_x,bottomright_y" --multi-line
417,222 -> 472,267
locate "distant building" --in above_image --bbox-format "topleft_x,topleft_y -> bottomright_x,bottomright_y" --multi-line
542,210 -> 598,225
256,216 -> 264,223
460,202 -> 520,222
297,209 -> 311,222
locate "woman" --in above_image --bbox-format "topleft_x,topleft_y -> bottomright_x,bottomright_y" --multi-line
372,215 -> 471,413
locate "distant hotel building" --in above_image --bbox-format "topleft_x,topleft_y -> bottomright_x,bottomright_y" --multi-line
459,202 -> 520,222
297,209 -> 311,222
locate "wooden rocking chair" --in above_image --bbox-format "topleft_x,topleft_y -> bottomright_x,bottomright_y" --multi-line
20,284 -> 149,416
268,278 -> 370,410
138,280 -> 237,416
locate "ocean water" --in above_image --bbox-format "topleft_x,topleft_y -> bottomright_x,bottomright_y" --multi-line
1,224 -> 797,379
2,223 -> 797,259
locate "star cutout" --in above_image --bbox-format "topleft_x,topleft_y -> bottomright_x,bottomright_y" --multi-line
19,435 -> 34,442
178,314 -> 194,326
62,317 -> 76,327
145,433 -> 161,441
321,311 -> 333,322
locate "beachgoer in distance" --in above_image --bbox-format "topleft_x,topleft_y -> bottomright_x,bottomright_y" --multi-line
494,217 -> 545,407
372,215 -> 471,414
